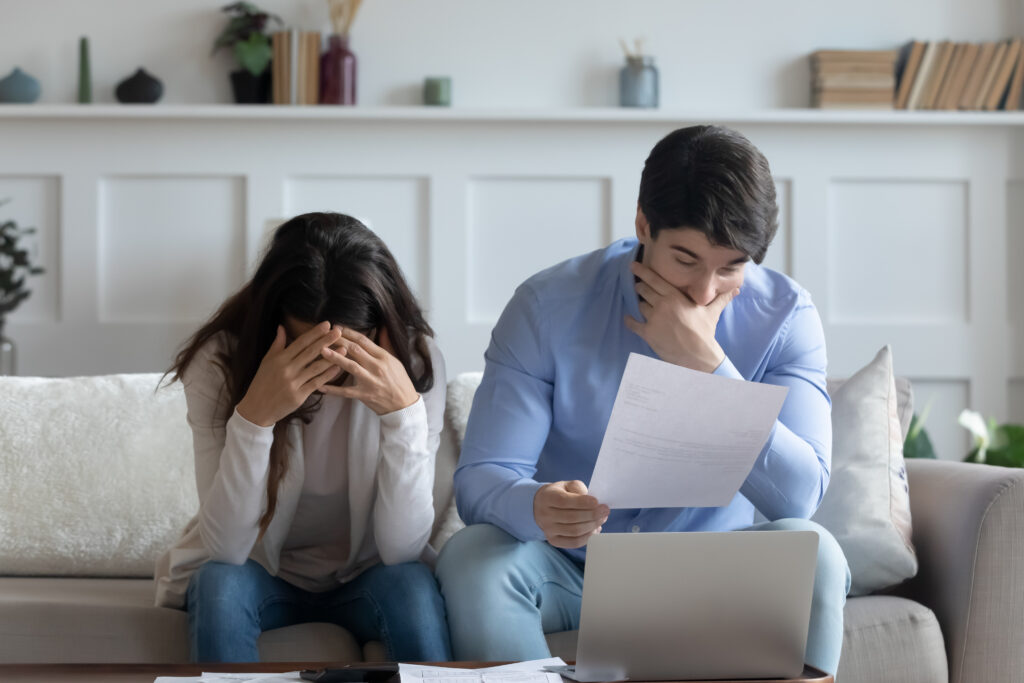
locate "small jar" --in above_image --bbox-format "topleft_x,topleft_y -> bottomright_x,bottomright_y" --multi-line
620,56 -> 659,108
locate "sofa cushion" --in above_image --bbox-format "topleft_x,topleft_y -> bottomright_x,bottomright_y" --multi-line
838,595 -> 947,683
0,577 -> 361,663
0,374 -> 197,577
814,346 -> 918,596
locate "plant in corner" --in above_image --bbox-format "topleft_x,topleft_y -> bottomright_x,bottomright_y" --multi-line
212,2 -> 282,104
959,409 -> 1024,468
0,199 -> 45,375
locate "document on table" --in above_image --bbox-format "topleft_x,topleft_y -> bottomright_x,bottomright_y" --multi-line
399,657 -> 566,683
154,673 -> 302,683
587,352 -> 788,509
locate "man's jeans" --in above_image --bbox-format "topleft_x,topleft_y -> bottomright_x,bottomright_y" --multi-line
186,559 -> 452,662
436,519 -> 851,675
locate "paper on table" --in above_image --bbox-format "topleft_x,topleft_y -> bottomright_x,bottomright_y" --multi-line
399,658 -> 565,683
154,673 -> 302,683
587,353 -> 788,509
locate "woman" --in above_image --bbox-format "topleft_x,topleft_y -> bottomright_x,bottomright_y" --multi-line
154,212 -> 451,663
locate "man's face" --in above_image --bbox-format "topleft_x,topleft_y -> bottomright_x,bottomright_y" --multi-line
635,209 -> 749,307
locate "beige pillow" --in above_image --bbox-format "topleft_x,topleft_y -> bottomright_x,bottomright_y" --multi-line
813,346 -> 917,595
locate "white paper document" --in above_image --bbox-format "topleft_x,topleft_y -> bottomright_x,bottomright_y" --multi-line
399,658 -> 565,683
587,353 -> 788,509
154,673 -> 302,683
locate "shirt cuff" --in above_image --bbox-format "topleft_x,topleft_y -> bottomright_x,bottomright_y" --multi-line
229,408 -> 275,436
712,354 -> 744,380
502,479 -> 548,542
379,395 -> 427,431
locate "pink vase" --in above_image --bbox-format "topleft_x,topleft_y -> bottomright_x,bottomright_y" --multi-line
320,34 -> 357,105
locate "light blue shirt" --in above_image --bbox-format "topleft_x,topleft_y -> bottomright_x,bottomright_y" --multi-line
454,237 -> 832,562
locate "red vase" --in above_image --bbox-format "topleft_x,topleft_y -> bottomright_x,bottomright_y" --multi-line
320,34 -> 357,105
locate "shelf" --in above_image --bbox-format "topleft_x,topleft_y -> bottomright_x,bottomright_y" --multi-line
3,104 -> 1024,126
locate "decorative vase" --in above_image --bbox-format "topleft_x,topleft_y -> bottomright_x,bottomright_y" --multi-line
230,69 -> 271,104
319,34 -> 357,105
423,76 -> 451,106
619,55 -> 659,108
0,67 -> 41,103
0,320 -> 15,376
78,36 -> 92,103
115,68 -> 163,104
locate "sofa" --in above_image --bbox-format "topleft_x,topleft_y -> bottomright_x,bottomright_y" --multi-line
0,371 -> 1021,683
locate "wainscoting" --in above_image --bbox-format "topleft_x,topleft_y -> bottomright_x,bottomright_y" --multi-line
2,105 -> 1022,459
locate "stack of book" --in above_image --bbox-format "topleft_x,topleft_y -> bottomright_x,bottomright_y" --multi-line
894,38 -> 1024,110
272,30 -> 321,105
811,50 -> 898,109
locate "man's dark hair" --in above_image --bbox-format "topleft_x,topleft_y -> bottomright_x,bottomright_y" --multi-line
637,125 -> 778,264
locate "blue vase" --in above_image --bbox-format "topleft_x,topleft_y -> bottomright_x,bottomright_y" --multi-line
620,56 -> 659,108
115,68 -> 163,104
0,67 -> 41,103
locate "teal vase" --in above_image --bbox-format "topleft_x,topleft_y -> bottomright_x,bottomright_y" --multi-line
78,37 -> 92,103
0,67 -> 41,103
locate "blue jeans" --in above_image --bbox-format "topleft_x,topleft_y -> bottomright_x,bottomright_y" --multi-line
436,519 -> 851,676
186,559 -> 452,663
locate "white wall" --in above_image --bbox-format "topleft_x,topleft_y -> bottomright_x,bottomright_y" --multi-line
2,0 -> 1020,108
2,0 -> 1023,462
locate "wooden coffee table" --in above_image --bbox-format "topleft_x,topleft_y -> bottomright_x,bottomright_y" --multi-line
0,662 -> 833,683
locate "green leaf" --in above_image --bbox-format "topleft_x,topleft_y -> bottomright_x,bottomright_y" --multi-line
234,33 -> 272,76
904,415 -> 937,459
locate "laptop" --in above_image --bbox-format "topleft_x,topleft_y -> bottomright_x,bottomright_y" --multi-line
545,530 -> 818,681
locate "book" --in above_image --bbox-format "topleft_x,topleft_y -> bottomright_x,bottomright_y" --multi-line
930,43 -> 965,110
289,27 -> 299,104
1004,44 -> 1024,110
906,42 -> 939,109
812,49 -> 900,63
973,40 -> 1008,109
984,38 -> 1022,110
815,61 -> 896,75
959,41 -> 998,109
938,42 -> 979,110
919,41 -> 954,109
895,41 -> 927,109
814,73 -> 896,89
306,32 -> 321,105
272,31 -> 288,105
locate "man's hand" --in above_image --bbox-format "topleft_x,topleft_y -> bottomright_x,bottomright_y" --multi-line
624,261 -> 739,373
533,480 -> 610,549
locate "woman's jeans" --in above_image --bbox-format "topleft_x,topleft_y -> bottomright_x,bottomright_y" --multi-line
436,519 -> 851,676
186,559 -> 452,662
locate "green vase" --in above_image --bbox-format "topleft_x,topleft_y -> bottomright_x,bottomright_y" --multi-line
78,36 -> 92,104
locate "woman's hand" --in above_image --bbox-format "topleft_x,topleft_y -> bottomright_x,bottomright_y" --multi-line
319,327 -> 420,415
236,322 -> 343,427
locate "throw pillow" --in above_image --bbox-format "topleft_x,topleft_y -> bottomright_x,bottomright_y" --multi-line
813,345 -> 918,595
0,374 -> 196,576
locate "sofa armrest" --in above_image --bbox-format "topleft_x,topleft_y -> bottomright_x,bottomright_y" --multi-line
902,459 -> 1024,683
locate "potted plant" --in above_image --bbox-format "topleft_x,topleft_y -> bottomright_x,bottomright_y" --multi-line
0,200 -> 44,375
212,2 -> 282,104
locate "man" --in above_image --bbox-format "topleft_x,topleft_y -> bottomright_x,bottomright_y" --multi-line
436,125 -> 850,676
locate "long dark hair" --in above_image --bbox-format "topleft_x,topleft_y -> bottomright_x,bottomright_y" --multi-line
168,212 -> 434,539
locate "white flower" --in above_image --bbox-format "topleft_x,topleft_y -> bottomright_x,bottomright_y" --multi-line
958,409 -> 990,463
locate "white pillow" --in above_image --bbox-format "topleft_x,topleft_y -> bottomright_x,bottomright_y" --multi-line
814,345 -> 917,595
0,374 -> 196,576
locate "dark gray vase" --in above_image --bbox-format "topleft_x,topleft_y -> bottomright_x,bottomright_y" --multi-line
115,68 -> 163,104
0,67 -> 41,103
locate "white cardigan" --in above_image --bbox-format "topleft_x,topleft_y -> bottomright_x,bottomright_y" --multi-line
154,333 -> 446,609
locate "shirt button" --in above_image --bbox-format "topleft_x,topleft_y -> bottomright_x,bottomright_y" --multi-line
631,525 -> 641,533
